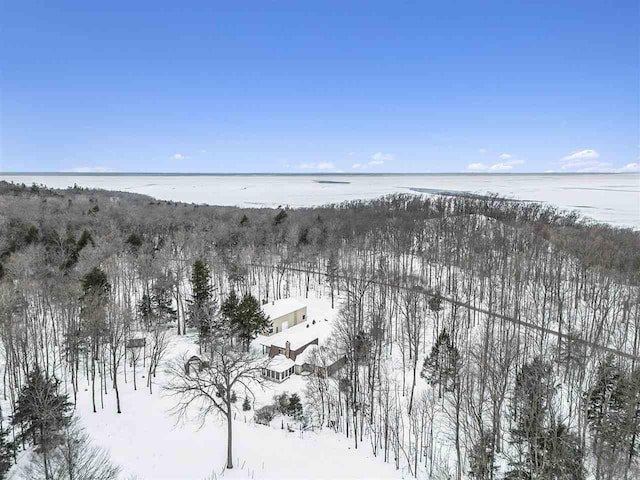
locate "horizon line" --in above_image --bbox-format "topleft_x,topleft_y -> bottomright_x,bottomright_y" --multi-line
0,171 -> 634,176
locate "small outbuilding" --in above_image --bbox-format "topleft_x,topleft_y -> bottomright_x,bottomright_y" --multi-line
184,355 -> 210,376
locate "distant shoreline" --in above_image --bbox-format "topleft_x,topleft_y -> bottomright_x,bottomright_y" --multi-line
1,172 -> 636,177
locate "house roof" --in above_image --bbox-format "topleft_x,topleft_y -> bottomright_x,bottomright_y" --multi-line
294,344 -> 320,365
261,298 -> 306,320
294,344 -> 343,366
265,354 -> 295,373
258,320 -> 320,351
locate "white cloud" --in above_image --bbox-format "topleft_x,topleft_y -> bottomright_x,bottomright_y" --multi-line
352,163 -> 365,170
370,152 -> 394,163
297,162 -> 336,171
466,162 -> 488,172
620,162 -> 640,172
560,160 -> 612,172
489,162 -> 515,172
466,158 -> 524,172
499,153 -> 513,160
559,150 -> 611,171
173,153 -> 187,160
70,166 -> 113,173
562,149 -> 599,161
478,148 -> 487,154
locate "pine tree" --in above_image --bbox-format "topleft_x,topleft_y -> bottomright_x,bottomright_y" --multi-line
428,292 -> 443,314
508,357 -> 555,479
273,209 -> 288,225
0,426 -> 14,478
585,355 -> 639,478
138,293 -> 153,328
287,393 -> 303,420
139,281 -> 177,329
242,397 -> 251,412
232,293 -> 271,350
188,259 -> 216,342
221,290 -> 240,324
468,430 -> 495,480
539,419 -> 584,480
81,267 -> 111,300
153,281 -> 177,324
421,328 -> 460,397
12,369 -> 72,473
80,267 -> 111,414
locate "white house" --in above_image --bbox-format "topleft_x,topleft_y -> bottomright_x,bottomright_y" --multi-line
259,317 -> 345,382
262,298 -> 307,334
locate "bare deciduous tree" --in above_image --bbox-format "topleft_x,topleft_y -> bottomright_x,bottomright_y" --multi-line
166,338 -> 266,469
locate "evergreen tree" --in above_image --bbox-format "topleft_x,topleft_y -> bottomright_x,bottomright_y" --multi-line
232,293 -> 271,350
287,393 -> 303,420
0,426 -> 14,478
221,290 -> 240,324
80,267 -> 111,300
586,355 -> 640,478
273,209 -> 288,225
80,267 -> 111,413
124,232 -> 143,253
153,282 -> 177,324
242,397 -> 251,412
138,293 -> 153,328
507,357 -> 556,479
138,280 -> 177,329
428,292 -> 443,314
12,370 -> 72,472
538,420 -> 584,480
188,259 -> 217,342
421,328 -> 460,397
468,430 -> 496,480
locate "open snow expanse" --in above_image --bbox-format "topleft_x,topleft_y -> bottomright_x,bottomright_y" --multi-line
2,173 -> 639,228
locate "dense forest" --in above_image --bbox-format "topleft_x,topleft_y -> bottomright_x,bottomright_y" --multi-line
0,180 -> 639,480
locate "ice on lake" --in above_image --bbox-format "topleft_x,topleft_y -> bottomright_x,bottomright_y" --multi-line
2,173 -> 639,228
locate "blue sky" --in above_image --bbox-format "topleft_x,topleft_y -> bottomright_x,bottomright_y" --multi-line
1,1 -> 638,173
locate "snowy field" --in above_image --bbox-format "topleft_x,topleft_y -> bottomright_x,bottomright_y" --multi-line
2,173 -> 639,228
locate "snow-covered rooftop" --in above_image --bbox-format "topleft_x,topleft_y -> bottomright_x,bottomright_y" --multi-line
258,319 -> 332,351
294,344 -> 320,365
266,354 -> 295,372
261,298 -> 306,319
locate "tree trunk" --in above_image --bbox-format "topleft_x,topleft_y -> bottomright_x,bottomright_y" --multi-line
226,411 -> 233,469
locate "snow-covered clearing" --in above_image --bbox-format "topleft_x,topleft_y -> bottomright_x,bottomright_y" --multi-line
73,337 -> 402,479
10,294 -> 404,479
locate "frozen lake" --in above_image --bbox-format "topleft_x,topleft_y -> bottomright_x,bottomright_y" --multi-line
2,173 -> 639,228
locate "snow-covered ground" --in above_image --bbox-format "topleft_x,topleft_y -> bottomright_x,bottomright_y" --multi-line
2,173 -> 639,228
69,335 -> 402,480
10,293 -> 405,479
